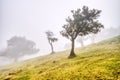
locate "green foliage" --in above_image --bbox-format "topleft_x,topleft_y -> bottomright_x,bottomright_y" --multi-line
45,31 -> 58,42
60,6 -> 104,40
0,35 -> 120,80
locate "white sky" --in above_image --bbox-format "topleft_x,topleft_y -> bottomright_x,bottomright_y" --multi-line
0,0 -> 120,56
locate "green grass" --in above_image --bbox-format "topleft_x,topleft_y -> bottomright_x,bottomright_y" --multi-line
0,35 -> 120,80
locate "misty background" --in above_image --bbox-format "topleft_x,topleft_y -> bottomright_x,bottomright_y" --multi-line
0,0 -> 120,65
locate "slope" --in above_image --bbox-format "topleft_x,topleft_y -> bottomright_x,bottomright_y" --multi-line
0,35 -> 120,80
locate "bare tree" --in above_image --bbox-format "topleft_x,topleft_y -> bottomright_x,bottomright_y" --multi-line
45,31 -> 58,54
60,6 -> 104,58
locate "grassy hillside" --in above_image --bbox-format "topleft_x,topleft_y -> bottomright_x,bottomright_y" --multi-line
0,35 -> 120,80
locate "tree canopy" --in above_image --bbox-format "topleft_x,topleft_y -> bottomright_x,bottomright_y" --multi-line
1,36 -> 39,62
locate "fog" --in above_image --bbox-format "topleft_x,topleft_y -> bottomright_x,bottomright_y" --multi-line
0,0 -> 120,66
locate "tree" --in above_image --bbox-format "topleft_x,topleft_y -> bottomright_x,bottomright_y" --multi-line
89,33 -> 96,44
45,31 -> 58,54
0,36 -> 39,62
60,6 -> 104,58
77,34 -> 96,47
77,36 -> 85,47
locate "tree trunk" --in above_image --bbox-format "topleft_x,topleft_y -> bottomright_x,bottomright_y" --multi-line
91,34 -> 95,44
48,40 -> 54,54
80,37 -> 84,47
68,39 -> 76,58
91,36 -> 95,44
50,43 -> 54,54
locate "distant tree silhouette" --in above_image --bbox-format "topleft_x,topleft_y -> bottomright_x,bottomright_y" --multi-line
77,36 -> 85,47
89,34 -> 96,44
0,36 -> 39,62
45,31 -> 58,54
77,34 -> 96,47
60,6 -> 104,58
